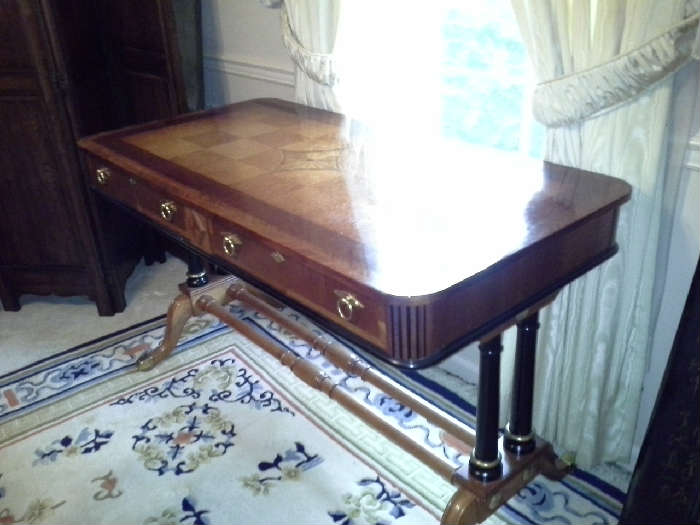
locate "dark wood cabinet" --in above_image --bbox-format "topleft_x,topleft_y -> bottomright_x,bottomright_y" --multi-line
620,259 -> 700,525
0,0 -> 202,315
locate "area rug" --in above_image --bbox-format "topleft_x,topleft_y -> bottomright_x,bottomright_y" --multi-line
0,302 -> 626,524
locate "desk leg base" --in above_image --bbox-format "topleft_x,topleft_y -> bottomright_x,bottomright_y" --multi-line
136,276 -> 237,371
442,440 -> 572,524
540,448 -> 574,481
441,490 -> 483,525
136,293 -> 193,371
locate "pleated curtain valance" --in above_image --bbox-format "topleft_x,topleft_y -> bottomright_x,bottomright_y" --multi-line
533,13 -> 700,127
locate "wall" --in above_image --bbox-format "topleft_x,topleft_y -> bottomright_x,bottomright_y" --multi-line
201,0 -> 294,108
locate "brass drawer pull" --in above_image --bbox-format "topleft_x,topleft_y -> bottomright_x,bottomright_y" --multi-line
334,290 -> 364,321
222,233 -> 243,258
270,251 -> 285,263
159,200 -> 177,222
96,167 -> 111,185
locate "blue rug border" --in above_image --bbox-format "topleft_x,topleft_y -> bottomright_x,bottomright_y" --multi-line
400,368 -> 477,417
0,314 -> 166,383
570,467 -> 627,504
0,318 -> 229,423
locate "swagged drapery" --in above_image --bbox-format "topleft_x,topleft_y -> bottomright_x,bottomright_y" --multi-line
262,0 -> 341,111
511,0 -> 699,467
532,11 -> 699,127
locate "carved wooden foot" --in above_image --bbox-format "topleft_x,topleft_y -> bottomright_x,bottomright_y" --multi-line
135,275 -> 240,371
539,448 -> 574,481
441,489 -> 489,525
442,449 -> 570,525
136,293 -> 194,371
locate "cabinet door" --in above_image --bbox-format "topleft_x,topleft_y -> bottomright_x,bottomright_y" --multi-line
44,0 -> 113,138
97,0 -> 201,126
0,2 -> 90,278
0,0 -> 203,314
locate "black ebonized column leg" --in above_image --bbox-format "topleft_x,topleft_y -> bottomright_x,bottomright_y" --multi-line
143,227 -> 167,266
186,253 -> 209,288
504,312 -> 539,455
469,334 -> 503,482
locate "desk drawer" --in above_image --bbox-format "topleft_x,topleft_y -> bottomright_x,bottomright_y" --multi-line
87,160 -> 139,209
210,218 -> 387,349
85,157 -> 211,252
135,182 -> 211,253
135,182 -> 187,234
86,157 -> 185,233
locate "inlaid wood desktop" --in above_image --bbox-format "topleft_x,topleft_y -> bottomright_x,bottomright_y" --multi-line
79,98 -> 631,524
79,98 -> 629,365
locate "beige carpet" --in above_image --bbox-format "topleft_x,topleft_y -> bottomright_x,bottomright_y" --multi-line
0,258 -> 185,374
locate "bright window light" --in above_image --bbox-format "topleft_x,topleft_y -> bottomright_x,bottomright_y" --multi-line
334,2 -> 543,159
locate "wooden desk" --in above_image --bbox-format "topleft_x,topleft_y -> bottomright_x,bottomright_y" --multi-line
79,98 -> 631,523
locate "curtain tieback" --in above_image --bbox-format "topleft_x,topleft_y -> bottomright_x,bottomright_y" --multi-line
280,2 -> 338,88
533,13 -> 700,127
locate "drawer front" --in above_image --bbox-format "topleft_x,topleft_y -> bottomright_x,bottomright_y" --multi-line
136,183 -> 212,252
135,182 -> 188,234
211,218 -> 387,349
87,159 -> 139,209
86,157 -> 211,252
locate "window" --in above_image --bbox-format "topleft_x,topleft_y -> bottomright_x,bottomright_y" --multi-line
441,3 -> 544,158
335,2 -> 543,159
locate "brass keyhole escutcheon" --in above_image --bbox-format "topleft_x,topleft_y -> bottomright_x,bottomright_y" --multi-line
96,167 -> 111,185
334,290 -> 364,321
222,234 -> 243,258
159,200 -> 177,222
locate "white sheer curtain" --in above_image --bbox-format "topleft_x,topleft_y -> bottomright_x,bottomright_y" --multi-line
262,1 -> 444,121
511,0 -> 700,467
277,0 -> 341,110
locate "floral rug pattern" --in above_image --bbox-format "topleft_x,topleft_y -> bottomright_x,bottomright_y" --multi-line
0,305 -> 626,524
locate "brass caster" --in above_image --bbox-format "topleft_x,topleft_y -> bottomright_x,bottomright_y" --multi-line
135,349 -> 160,371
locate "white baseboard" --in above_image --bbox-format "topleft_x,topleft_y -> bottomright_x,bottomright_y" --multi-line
687,134 -> 699,172
203,55 -> 295,87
